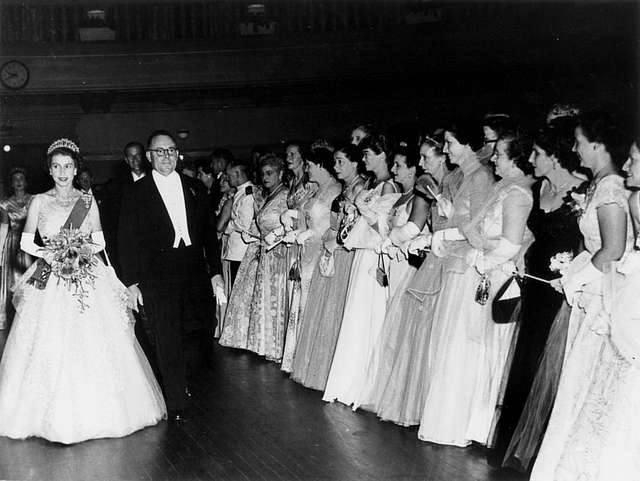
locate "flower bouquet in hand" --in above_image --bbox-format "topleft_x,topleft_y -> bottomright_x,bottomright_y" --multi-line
40,228 -> 99,311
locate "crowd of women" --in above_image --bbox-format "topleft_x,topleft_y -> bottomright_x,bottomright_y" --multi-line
214,106 -> 640,480
0,103 -> 638,479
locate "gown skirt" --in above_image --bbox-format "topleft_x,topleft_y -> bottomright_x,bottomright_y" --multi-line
0,261 -> 166,444
290,248 -> 355,391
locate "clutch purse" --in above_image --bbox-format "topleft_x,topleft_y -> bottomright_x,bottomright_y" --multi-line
375,253 -> 389,288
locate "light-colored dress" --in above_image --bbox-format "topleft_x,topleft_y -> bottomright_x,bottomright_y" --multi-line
531,175 -> 638,481
368,157 -> 493,426
247,185 -> 290,361
0,196 -> 33,329
0,193 -> 166,444
281,180 -> 341,372
322,180 -> 400,407
418,176 -> 533,447
355,192 -> 417,410
289,176 -> 366,391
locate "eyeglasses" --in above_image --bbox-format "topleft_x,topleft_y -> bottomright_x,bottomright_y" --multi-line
149,147 -> 178,157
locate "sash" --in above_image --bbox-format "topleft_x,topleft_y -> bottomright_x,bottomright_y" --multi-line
28,194 -> 93,290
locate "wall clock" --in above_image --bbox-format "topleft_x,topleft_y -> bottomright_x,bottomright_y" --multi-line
1,60 -> 29,90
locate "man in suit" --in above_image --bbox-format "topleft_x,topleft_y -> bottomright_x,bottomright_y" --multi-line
118,130 -> 219,421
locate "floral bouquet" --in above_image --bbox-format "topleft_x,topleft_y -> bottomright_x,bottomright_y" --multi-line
40,228 -> 99,311
549,251 -> 574,276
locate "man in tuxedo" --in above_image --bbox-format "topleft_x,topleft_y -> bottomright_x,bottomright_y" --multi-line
118,130 -> 219,421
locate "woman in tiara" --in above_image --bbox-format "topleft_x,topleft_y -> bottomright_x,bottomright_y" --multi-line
0,139 -> 166,444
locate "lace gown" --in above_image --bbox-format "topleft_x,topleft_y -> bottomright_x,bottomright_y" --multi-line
0,194 -> 166,444
418,177 -> 533,447
281,181 -> 341,372
322,180 -> 400,407
495,180 -> 587,471
0,196 -> 33,329
531,175 -> 639,481
289,177 -> 366,391
246,186 -> 290,361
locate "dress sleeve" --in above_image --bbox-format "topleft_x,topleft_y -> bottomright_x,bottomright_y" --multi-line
468,168 -> 494,220
501,186 -> 534,246
594,175 -> 629,211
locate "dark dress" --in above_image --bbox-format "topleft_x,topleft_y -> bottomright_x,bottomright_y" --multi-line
490,179 -> 586,471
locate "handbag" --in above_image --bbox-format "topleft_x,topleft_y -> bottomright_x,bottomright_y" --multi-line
491,275 -> 523,323
375,253 -> 389,288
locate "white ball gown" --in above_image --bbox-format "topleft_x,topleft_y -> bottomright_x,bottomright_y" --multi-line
0,194 -> 166,444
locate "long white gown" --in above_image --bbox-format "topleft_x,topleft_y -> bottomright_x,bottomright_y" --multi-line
531,175 -> 640,481
322,180 -> 399,407
0,194 -> 166,444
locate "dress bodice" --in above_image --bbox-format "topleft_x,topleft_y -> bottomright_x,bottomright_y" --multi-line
287,179 -> 317,210
526,180 -> 587,278
389,194 -> 414,229
450,153 -> 494,231
0,196 -> 31,232
256,186 -> 289,236
36,194 -> 93,239
579,175 -> 634,256
303,181 -> 341,236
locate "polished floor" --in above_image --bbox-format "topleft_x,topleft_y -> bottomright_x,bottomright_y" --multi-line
0,330 -> 527,481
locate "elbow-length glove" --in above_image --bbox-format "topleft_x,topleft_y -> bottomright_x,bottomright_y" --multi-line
466,237 -> 521,275
561,260 -> 602,306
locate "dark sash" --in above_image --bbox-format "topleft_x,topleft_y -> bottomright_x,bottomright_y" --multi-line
28,194 -> 92,289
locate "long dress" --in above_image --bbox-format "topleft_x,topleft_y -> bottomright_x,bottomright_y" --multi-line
219,193 -> 263,351
281,180 -> 341,372
289,176 -> 366,391
493,180 -> 587,471
246,185 -> 290,361
355,192 -> 417,410
418,176 -> 533,447
370,155 -> 493,427
322,180 -> 400,407
0,193 -> 166,444
0,196 -> 33,329
531,175 -> 638,481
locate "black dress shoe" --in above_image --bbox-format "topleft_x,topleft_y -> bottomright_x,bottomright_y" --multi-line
168,410 -> 187,422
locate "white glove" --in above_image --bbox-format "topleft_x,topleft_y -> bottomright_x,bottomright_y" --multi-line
469,237 -> 521,274
561,261 -> 602,306
389,221 -> 421,246
296,230 -> 314,246
211,274 -> 227,304
280,209 -> 299,231
282,229 -> 300,244
20,232 -> 46,259
90,231 -> 106,254
408,233 -> 432,255
376,237 -> 393,255
241,230 -> 259,244
431,228 -> 464,257
436,197 -> 454,218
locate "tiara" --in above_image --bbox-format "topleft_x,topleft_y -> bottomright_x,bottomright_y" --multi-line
423,135 -> 443,149
47,138 -> 80,155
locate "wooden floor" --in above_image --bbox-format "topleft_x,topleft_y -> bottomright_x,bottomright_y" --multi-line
0,332 -> 528,481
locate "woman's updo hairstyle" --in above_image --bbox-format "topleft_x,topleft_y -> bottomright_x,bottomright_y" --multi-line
46,138 -> 82,169
482,113 -> 514,139
260,153 -> 286,174
577,110 -> 628,170
500,129 -> 534,176
534,123 -> 580,172
360,132 -> 393,170
393,144 -> 421,170
335,143 -> 365,176
420,129 -> 446,156
442,120 -> 481,151
309,147 -> 335,173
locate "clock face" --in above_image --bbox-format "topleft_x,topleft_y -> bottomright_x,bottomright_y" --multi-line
1,60 -> 29,90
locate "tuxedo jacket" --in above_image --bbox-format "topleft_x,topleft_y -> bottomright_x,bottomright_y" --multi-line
117,172 -> 221,287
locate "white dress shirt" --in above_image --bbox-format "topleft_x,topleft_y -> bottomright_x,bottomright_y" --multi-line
132,171 -> 146,182
152,170 -> 192,248
223,180 -> 255,261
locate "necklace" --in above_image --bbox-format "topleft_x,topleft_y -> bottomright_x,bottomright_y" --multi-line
55,195 -> 77,207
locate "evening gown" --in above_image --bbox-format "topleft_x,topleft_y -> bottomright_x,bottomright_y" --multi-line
0,196 -> 33,329
281,180 -> 341,372
418,176 -> 533,447
290,176 -> 365,390
0,194 -> 166,444
493,180 -> 586,471
370,157 -> 492,426
531,175 -> 639,481
322,180 -> 400,407
246,185 -> 290,361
